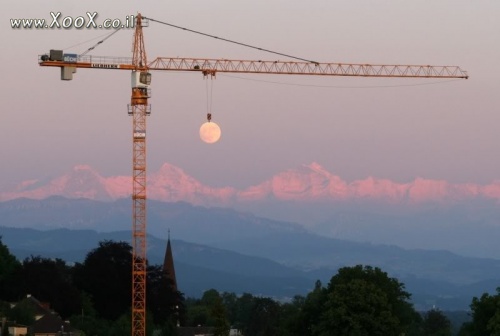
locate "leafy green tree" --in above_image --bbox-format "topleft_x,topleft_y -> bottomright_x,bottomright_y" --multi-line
245,297 -> 281,336
280,295 -> 306,336
232,293 -> 254,332
70,314 -> 111,336
0,237 -> 21,301
487,311 -> 500,336
201,289 -> 222,307
17,256 -> 81,318
147,265 -> 185,326
185,297 -> 211,327
200,289 -> 230,334
301,280 -> 327,336
185,289 -> 229,335
73,240 -> 132,320
0,300 -> 11,317
221,292 -> 238,327
211,296 -> 230,336
316,265 -> 417,336
159,318 -> 179,336
405,310 -> 424,336
460,288 -> 500,336
108,311 -> 131,336
69,291 -> 103,336
8,298 -> 35,326
422,309 -> 452,336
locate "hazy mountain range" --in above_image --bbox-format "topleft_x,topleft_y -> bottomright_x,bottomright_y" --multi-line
2,224 -> 500,311
1,183 -> 500,311
2,163 -> 500,259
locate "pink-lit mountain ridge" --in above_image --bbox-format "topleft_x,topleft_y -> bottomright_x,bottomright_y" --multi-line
2,162 -> 500,205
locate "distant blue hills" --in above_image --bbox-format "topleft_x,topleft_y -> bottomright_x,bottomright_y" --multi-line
1,196 -> 499,311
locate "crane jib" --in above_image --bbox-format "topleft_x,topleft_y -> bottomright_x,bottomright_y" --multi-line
38,50 -> 468,79
39,58 -> 468,79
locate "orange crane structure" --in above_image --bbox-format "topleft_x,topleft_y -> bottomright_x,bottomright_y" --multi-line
38,13 -> 468,336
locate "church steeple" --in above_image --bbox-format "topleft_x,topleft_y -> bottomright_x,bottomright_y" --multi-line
163,229 -> 178,291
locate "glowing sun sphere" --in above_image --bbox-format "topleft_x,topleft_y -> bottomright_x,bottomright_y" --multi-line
199,122 -> 221,144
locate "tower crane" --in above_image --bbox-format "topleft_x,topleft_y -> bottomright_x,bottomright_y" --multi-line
38,13 -> 468,336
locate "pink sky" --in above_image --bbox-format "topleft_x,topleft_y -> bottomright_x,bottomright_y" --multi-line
1,1 -> 499,189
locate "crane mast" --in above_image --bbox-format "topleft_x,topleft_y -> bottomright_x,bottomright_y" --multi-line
37,13 -> 468,336
130,14 -> 150,336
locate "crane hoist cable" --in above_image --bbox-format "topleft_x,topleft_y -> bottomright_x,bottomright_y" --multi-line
205,74 -> 215,122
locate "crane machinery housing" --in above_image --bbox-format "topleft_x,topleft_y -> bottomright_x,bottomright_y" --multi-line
38,13 -> 468,336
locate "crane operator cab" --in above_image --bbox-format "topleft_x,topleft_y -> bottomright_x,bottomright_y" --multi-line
131,70 -> 151,106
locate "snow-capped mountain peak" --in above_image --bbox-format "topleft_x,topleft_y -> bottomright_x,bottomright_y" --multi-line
2,163 -> 500,207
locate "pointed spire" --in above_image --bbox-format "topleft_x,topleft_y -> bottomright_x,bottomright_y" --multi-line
163,229 -> 178,291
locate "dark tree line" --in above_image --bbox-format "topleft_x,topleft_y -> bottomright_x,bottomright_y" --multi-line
0,238 -> 184,335
1,236 -> 499,336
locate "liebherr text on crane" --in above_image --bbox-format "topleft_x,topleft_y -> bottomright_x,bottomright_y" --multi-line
38,13 -> 468,336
